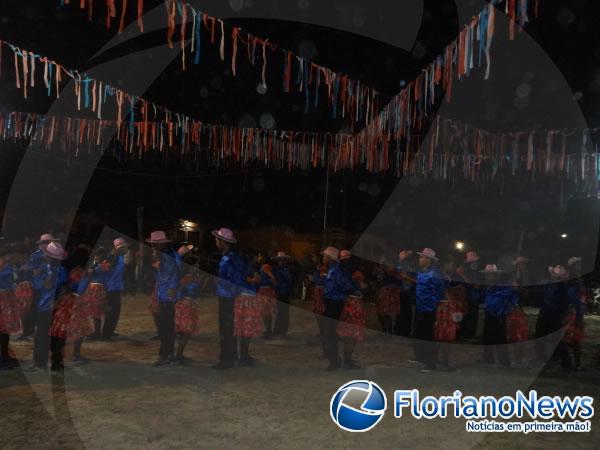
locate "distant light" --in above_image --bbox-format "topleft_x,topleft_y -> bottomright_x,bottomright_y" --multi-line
179,219 -> 200,231
561,233 -> 568,239
455,241 -> 465,251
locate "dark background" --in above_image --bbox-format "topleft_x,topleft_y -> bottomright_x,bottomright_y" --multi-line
0,0 -> 599,269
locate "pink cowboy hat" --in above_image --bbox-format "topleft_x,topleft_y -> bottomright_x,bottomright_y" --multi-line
339,250 -> 352,261
465,251 -> 480,263
398,250 -> 413,261
37,233 -> 60,244
512,256 -> 531,266
480,264 -> 502,274
549,265 -> 568,279
416,248 -> 439,261
145,231 -> 172,244
321,246 -> 339,261
273,251 -> 292,260
178,244 -> 194,257
43,242 -> 68,260
211,228 -> 237,244
113,237 -> 130,249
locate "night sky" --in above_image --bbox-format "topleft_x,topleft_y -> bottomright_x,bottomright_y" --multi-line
0,0 -> 599,272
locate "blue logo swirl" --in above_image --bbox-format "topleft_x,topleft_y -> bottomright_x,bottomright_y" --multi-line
330,380 -> 387,432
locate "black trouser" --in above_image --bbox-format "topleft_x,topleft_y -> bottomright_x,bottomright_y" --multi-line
395,291 -> 414,336
33,310 -> 53,368
323,299 -> 345,365
218,296 -> 236,364
535,313 -> 569,367
21,289 -> 41,337
102,291 -> 122,338
157,302 -> 176,360
483,313 -> 509,366
0,333 -> 9,359
273,293 -> 291,336
50,337 -> 66,368
315,313 -> 327,355
413,311 -> 437,369
461,302 -> 480,338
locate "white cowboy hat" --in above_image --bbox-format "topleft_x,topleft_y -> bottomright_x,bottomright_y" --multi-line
416,248 -> 439,261
43,242 -> 68,260
480,264 -> 503,274
211,228 -> 237,244
549,265 -> 569,279
37,233 -> 60,244
113,237 -> 130,249
512,256 -> 531,266
145,231 -> 172,244
321,246 -> 339,261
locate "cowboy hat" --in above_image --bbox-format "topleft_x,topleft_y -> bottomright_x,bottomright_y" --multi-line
36,233 -> 60,244
512,256 -> 531,266
339,250 -> 352,261
480,264 -> 503,274
211,228 -> 237,244
416,248 -> 439,261
273,251 -> 292,260
321,246 -> 339,262
465,251 -> 480,263
113,237 -> 131,249
549,265 -> 569,279
567,256 -> 582,267
43,242 -> 68,260
145,231 -> 172,244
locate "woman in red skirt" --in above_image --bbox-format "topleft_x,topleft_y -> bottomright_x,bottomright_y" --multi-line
50,267 -> 94,367
258,261 -> 277,339
174,248 -> 202,365
84,247 -> 110,339
233,268 -> 262,366
315,248 -> 337,355
377,268 -> 402,334
0,246 -> 20,368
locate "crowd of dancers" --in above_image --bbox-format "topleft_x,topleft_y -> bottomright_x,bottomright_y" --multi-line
0,228 -> 589,373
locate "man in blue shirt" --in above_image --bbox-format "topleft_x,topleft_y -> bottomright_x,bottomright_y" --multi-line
272,251 -> 294,338
146,231 -> 180,367
18,233 -> 60,340
413,248 -> 445,371
212,228 -> 247,370
101,237 -> 130,340
30,242 -> 68,371
323,249 -> 360,370
481,265 -> 518,367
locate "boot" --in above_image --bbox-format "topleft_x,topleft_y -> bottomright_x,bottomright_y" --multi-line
238,338 -> 255,366
343,338 -> 360,369
175,334 -> 192,365
263,316 -> 273,339
71,339 -> 89,364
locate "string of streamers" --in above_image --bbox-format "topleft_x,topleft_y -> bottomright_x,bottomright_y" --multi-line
2,110 -> 598,198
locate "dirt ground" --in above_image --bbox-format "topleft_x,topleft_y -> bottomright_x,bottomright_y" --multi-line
1,295 -> 599,449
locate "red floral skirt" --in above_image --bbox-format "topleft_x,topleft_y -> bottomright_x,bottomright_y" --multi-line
83,283 -> 107,320
233,293 -> 263,338
0,290 -> 22,335
15,281 -> 34,317
447,285 -> 468,319
175,298 -> 201,336
563,311 -> 584,345
336,296 -> 366,341
312,286 -> 325,315
50,293 -> 93,340
377,285 -> 401,316
506,307 -> 529,343
434,300 -> 457,343
258,286 -> 277,317
148,290 -> 159,316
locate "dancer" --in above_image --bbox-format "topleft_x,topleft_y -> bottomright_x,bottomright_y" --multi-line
480,265 -> 518,368
233,266 -> 262,366
335,250 -> 367,369
377,257 -> 401,335
323,248 -> 362,370
413,248 -> 446,372
30,242 -> 68,371
102,237 -> 129,340
50,267 -> 94,370
394,250 -> 415,337
458,250 -> 483,339
272,252 -> 294,339
314,247 -> 337,355
18,233 -> 60,340
174,245 -> 201,365
85,247 -> 110,340
257,258 -> 277,339
0,242 -> 20,369
146,231 -> 180,367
